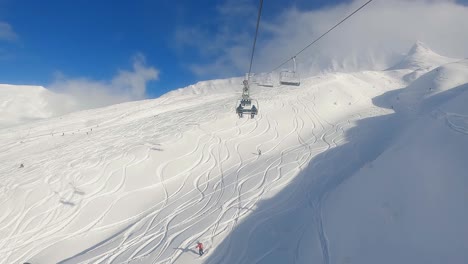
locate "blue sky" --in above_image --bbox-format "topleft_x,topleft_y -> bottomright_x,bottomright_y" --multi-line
0,0 -> 351,98
1,0 -> 467,102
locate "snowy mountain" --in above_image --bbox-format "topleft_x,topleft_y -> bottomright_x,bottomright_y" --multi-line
0,43 -> 467,264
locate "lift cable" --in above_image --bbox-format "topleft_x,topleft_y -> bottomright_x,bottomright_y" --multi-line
247,0 -> 264,80
271,0 -> 374,72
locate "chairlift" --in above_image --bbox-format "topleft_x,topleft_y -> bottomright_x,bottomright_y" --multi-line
280,57 -> 300,86
245,73 -> 257,84
236,98 -> 259,119
235,80 -> 259,118
259,73 -> 274,87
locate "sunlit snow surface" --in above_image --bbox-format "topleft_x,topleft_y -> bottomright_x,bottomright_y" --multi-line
1,44 -> 467,264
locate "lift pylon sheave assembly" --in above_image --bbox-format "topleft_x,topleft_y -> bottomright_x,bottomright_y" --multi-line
236,79 -> 259,119
280,56 -> 300,86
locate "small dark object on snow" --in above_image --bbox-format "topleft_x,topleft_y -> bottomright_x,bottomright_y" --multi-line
19,163 -> 24,168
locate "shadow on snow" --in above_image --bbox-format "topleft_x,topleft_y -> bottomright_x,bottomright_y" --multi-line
203,82 -> 468,264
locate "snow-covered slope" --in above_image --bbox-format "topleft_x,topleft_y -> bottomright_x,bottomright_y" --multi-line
0,43 -> 467,264
0,84 -> 75,128
325,60 -> 468,264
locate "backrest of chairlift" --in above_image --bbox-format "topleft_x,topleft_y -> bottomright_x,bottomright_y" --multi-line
280,70 -> 299,79
263,74 -> 274,86
279,70 -> 300,85
279,57 -> 300,85
241,99 -> 251,106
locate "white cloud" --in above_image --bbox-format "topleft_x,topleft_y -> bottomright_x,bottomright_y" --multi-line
49,54 -> 159,112
0,22 -> 18,42
181,0 -> 468,78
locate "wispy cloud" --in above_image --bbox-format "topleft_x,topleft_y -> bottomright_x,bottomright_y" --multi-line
0,22 -> 18,42
177,0 -> 468,78
49,53 -> 159,113
258,0 -> 468,75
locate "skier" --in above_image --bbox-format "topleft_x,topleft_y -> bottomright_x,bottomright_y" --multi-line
195,241 -> 204,256
258,149 -> 261,155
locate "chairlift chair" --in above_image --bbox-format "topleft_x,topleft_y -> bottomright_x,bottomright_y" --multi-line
236,98 -> 259,119
236,80 -> 259,118
245,73 -> 257,84
280,57 -> 300,86
259,73 -> 274,87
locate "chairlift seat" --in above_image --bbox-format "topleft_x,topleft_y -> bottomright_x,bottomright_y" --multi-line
237,107 -> 257,114
258,73 -> 274,87
259,82 -> 274,87
279,71 -> 300,86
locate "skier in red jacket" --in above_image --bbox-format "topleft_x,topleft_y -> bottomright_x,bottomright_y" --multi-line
195,241 -> 204,256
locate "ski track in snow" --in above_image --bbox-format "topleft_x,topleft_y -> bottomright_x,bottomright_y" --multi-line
444,112 -> 468,135
0,77 -> 396,264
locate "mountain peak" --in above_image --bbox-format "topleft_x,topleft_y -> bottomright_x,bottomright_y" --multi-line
389,41 -> 457,71
407,41 -> 434,56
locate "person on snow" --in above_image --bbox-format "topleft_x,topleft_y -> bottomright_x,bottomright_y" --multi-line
195,241 -> 204,256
